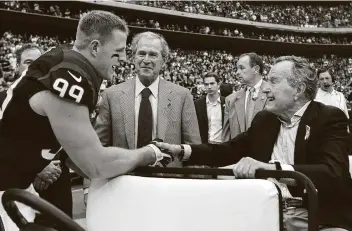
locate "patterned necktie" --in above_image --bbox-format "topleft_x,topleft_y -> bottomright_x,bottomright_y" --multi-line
137,88 -> 153,148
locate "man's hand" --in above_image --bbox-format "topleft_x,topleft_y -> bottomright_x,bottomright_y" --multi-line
232,157 -> 275,179
33,176 -> 51,191
148,141 -> 174,167
154,142 -> 182,161
37,160 -> 62,181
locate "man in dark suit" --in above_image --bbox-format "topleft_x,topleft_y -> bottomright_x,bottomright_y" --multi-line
157,56 -> 352,230
194,72 -> 225,144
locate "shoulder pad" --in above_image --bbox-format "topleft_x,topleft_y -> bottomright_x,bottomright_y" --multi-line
39,67 -> 94,108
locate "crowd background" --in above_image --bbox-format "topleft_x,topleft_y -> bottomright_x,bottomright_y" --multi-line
1,1 -> 352,45
0,1 -> 352,104
127,0 -> 352,28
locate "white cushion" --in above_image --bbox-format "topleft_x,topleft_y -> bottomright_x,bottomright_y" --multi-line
87,176 -> 281,231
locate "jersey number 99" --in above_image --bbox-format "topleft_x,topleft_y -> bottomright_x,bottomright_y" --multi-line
53,78 -> 84,103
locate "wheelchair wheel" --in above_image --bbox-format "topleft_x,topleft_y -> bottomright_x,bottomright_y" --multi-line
1,188 -> 84,231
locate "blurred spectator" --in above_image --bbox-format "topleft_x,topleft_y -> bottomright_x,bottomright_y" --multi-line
315,68 -> 349,118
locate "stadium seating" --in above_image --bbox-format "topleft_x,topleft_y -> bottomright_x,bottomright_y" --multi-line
86,176 -> 281,231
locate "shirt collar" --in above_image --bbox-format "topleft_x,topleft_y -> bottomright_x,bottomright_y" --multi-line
319,87 -> 338,95
206,95 -> 221,104
135,76 -> 160,98
279,101 -> 311,127
247,78 -> 263,93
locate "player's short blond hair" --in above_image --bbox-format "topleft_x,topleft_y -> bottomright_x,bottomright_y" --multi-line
75,10 -> 129,50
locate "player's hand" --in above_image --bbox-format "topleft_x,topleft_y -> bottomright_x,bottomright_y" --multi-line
154,141 -> 182,161
149,139 -> 174,167
37,161 -> 62,184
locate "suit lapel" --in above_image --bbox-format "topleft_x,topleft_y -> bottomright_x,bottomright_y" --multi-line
294,102 -> 318,164
221,96 -> 225,125
253,83 -> 267,116
202,97 -> 208,129
157,80 -> 172,140
121,80 -> 136,149
263,117 -> 281,162
234,89 -> 246,132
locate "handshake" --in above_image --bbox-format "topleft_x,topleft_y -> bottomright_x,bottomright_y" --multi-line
147,138 -> 183,167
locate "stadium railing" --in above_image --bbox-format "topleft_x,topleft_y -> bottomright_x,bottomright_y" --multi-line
86,167 -> 318,231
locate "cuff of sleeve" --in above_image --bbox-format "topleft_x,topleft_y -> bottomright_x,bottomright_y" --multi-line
83,188 -> 89,194
147,144 -> 162,166
182,145 -> 192,161
281,164 -> 294,171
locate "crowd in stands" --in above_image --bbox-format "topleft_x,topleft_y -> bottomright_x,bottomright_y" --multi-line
126,1 -> 352,28
1,1 -> 352,45
1,31 -> 352,102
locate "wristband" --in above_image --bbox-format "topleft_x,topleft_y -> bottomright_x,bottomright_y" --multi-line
274,161 -> 282,170
147,144 -> 162,166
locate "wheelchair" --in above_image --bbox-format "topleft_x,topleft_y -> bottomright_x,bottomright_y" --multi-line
1,168 -> 319,231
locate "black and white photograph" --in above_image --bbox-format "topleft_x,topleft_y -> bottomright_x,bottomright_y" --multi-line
0,1 -> 351,231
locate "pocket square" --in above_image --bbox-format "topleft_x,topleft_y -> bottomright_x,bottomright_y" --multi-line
304,125 -> 310,140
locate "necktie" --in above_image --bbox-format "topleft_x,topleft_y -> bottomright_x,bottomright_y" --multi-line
245,87 -> 256,130
137,88 -> 153,148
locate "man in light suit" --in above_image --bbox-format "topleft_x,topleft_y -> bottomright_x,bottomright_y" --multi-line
222,53 -> 267,141
83,31 -> 201,203
95,31 -> 201,153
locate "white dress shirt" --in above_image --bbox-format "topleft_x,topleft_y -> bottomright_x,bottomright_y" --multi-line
135,77 -> 160,148
244,79 -> 263,113
315,88 -> 349,118
269,101 -> 311,199
206,95 -> 222,143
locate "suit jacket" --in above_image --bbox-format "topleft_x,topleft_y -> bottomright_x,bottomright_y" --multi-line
189,101 -> 352,228
94,78 -> 201,167
194,96 -> 225,143
0,91 -> 6,106
222,82 -> 267,141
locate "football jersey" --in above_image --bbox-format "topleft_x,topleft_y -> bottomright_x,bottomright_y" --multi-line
0,47 -> 102,190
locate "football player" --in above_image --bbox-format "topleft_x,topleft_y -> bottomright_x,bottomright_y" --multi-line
0,10 -> 170,230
